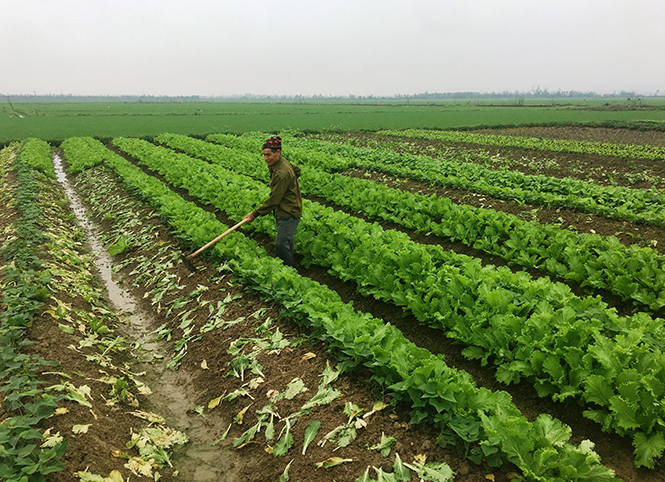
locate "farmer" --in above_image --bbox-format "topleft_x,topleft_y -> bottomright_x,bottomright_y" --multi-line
243,136 -> 302,267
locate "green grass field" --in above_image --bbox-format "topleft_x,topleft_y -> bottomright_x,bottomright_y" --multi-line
2,99 -> 665,144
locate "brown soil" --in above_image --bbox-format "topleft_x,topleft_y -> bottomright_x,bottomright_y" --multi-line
4,127 -> 665,482
474,126 -> 665,147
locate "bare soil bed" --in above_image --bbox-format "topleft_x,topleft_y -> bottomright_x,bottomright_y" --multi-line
475,126 -> 665,147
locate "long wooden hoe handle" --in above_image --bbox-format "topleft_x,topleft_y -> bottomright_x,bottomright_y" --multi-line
187,218 -> 249,259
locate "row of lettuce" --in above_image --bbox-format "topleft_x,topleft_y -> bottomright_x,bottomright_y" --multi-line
278,131 -> 665,227
158,132 -> 665,313
110,134 -> 665,470
376,128 -> 665,161
60,135 -> 622,480
0,140 -> 67,481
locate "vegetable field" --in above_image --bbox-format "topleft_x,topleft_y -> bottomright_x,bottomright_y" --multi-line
3,122 -> 665,482
3,101 -> 665,146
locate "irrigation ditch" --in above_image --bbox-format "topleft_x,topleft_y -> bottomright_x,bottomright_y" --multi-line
52,153 -> 242,481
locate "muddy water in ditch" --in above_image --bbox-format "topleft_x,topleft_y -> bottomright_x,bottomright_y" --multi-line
52,155 -> 239,481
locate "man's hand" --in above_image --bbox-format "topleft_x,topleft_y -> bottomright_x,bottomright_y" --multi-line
243,212 -> 256,223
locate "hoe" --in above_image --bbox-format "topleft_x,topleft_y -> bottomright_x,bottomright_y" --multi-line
181,218 -> 248,271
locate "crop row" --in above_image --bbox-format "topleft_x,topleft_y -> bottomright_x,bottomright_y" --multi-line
273,133 -> 665,227
0,141 -> 67,481
109,135 -> 665,468
61,136 -> 620,480
2,140 -> 185,481
164,132 -> 665,312
376,128 -> 665,161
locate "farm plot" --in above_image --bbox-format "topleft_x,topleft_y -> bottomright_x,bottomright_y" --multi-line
3,126 -> 665,482
113,132 -> 665,459
60,137 -> 618,481
1,142 -> 490,482
1,144 -> 478,481
156,127 -> 660,470
182,132 -> 665,464
99,131 -> 664,473
68,164 -> 463,482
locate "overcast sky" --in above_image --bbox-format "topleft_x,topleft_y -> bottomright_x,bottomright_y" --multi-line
2,0 -> 663,97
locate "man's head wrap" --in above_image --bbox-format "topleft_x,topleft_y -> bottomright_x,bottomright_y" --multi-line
262,136 -> 282,150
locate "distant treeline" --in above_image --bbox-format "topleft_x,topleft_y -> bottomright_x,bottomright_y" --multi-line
4,90 -> 661,103
399,89 -> 658,100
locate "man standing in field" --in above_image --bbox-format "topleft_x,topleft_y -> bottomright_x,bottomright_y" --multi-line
243,136 -> 302,267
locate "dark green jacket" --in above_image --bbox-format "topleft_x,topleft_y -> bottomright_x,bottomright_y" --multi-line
253,157 -> 302,219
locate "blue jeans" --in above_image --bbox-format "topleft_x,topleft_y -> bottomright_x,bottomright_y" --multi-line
275,216 -> 300,267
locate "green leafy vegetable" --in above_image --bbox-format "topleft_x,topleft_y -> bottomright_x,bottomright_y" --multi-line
369,432 -> 396,457
301,385 -> 341,411
278,459 -> 294,482
392,452 -> 411,481
273,419 -> 295,457
108,235 -> 129,256
403,461 -> 455,482
302,420 -> 321,455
